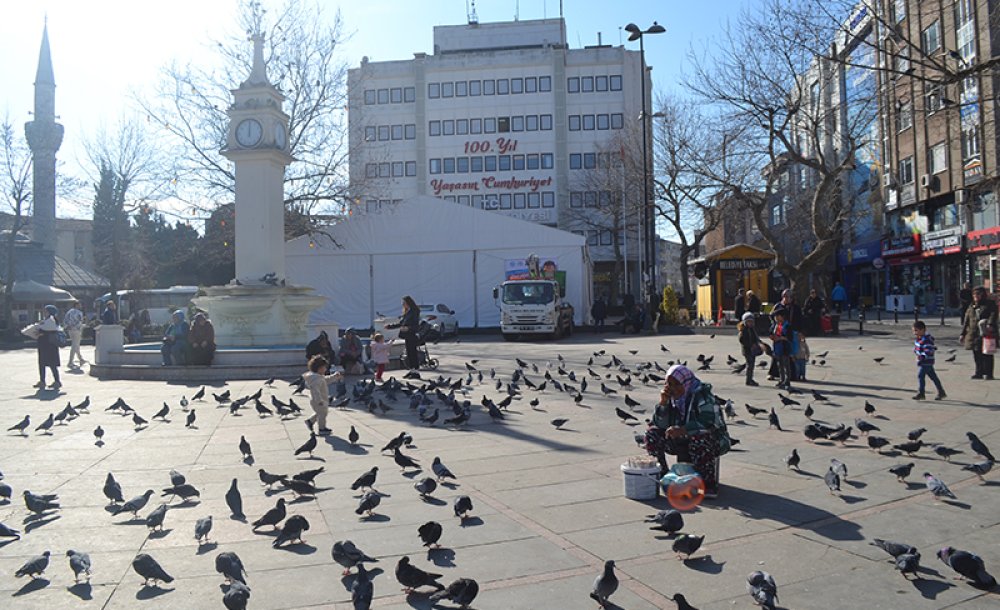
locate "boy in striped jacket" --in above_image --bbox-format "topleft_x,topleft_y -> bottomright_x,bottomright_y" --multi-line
913,321 -> 946,400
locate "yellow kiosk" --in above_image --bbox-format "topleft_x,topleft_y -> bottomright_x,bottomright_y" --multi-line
692,244 -> 775,323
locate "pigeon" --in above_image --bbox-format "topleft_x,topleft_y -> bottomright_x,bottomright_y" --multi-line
672,534 -> 705,559
746,404 -> 767,418
646,509 -> 684,534
35,413 -> 54,434
292,467 -> 325,484
768,408 -> 782,431
352,467 -> 379,492
967,432 -> 996,461
827,426 -> 853,444
162,483 -> 201,502
351,563 -> 374,610
0,482 -> 9,503
258,469 -> 286,489
194,515 -> 213,544
74,396 -> 91,411
962,460 -> 995,481
15,550 -> 50,578
394,447 -> 420,471
132,553 -> 174,586
868,436 -> 890,453
670,593 -> 699,610
66,549 -> 91,583
153,403 -> 169,420
746,570 -> 778,609
145,504 -> 169,531
624,394 -> 641,408
934,446 -> 964,461
864,400 -> 877,415
294,433 -> 318,458
923,472 -> 956,499
169,469 -> 186,487
183,409 -> 196,428
454,495 -> 474,520
348,425 -> 359,445
824,467 -> 841,494
215,551 -> 247,585
418,520 -> 443,548
889,462 -> 915,482
907,427 -> 927,441
778,394 -> 800,407
332,540 -> 376,575
272,514 -> 309,547
551,418 -> 569,429
395,556 -> 445,593
255,401 -> 272,417
803,423 -> 827,442
251,498 -> 286,531
356,490 -> 381,517
431,457 -> 456,481
104,472 -> 124,504
870,538 -> 918,559
937,546 -> 997,588
784,448 -> 800,470
414,477 -> 437,499
94,425 -> 104,443
830,458 -> 848,480
590,559 -> 619,607
239,436 -> 252,460
893,440 -> 923,455
226,479 -> 244,520
895,552 -> 922,579
192,387 -> 206,401
280,478 -> 317,498
23,490 -> 60,514
429,577 -> 479,608
132,412 -> 148,429
803,403 -> 814,419
855,419 -> 879,435
116,490 -> 154,517
8,415 -> 30,435
0,522 -> 21,540
381,431 -> 408,454
615,407 -> 639,423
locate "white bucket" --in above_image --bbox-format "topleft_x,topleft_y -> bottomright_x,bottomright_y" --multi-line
621,464 -> 661,500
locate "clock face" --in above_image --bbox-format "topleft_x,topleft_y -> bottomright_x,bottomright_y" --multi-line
275,124 -> 287,149
235,119 -> 263,147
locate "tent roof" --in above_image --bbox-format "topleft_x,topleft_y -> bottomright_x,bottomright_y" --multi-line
691,243 -> 776,264
6,279 -> 76,302
287,196 -> 585,255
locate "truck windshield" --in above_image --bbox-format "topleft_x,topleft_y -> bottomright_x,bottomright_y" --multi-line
502,282 -> 554,305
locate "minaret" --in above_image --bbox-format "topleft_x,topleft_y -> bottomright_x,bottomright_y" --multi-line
24,21 -> 64,253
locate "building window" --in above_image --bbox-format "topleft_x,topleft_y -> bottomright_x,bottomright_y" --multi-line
405,161 -> 416,176
497,79 -> 509,95
539,76 -> 552,91
770,201 -> 785,226
498,117 -> 510,133
483,79 -> 495,95
527,154 -> 540,170
898,156 -> 914,184
405,124 -> 416,139
569,153 -> 582,169
364,126 -> 376,141
511,78 -> 523,94
513,154 -> 525,170
610,74 -> 622,91
893,0 -> 905,22
456,119 -> 469,135
443,158 -> 455,174
924,82 -> 942,113
541,153 -> 554,169
441,81 -> 454,98
366,163 -> 378,178
378,125 -> 390,141
457,157 -> 470,173
810,81 -> 819,111
391,124 -> 403,140
442,120 -> 455,136
567,77 -> 580,93
955,0 -> 976,62
528,192 -> 541,208
485,118 -> 497,133
611,113 -> 624,129
540,114 -> 553,130
581,76 -> 594,93
962,124 -> 980,160
484,194 -> 499,210
514,193 -> 526,209
584,191 -> 597,207
525,77 -> 537,93
390,88 -> 402,103
934,203 -> 960,227
600,191 -> 612,207
600,230 -> 613,246
894,48 -> 910,74
472,195 -> 483,209
378,162 -> 390,177
542,192 -> 555,208
568,115 -> 581,131
455,81 -> 467,97
377,89 -> 389,104
597,114 -> 610,130
511,116 -> 524,132
484,155 -> 497,171
404,86 -> 415,102
525,115 -> 538,131
392,161 -> 404,177
429,159 -> 441,174
470,118 -> 482,134
570,192 -> 583,208
587,230 -> 599,246
471,156 -> 483,172
596,75 -> 608,92
458,195 -> 470,206
429,121 -> 441,136
428,83 -> 440,98
922,20 -> 941,53
583,153 -> 597,169
896,101 -> 912,132
500,194 -> 512,209
469,80 -> 481,96
582,115 -> 596,130
364,89 -> 376,105
498,155 -> 511,171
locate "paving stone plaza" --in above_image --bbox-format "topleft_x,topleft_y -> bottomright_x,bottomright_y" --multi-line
0,329 -> 997,609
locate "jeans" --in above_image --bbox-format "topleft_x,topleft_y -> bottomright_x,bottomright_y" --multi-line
67,329 -> 84,366
917,364 -> 945,395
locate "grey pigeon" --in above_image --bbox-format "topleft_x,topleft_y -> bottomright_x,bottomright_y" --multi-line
830,458 -> 848,480
8,415 -> 30,435
418,520 -> 443,548
162,483 -> 201,502
934,446 -> 964,461
672,534 -> 704,560
223,581 -> 251,610
671,593 -> 699,610
381,431 -> 407,453
768,408 -> 781,430
896,552 -> 921,579
35,413 -> 54,434
132,412 -> 148,428
937,546 -> 996,588
824,467 -> 841,494
348,425 -> 359,445
431,457 -> 456,481
294,432 -> 318,457
923,472 -> 956,499
351,466 -> 379,491
23,490 -> 59,514
103,472 -> 123,504
414,477 -> 437,498
855,418 -> 879,435
252,498 -> 286,530
784,448 -> 800,470
454,495 -> 474,520
116,490 -> 154,517
889,462 -> 914,482
0,481 -> 9,503
132,553 -> 174,586
292,467 -> 325,483
93,425 -> 104,443
145,504 -> 168,531
280,478 -> 317,498
395,556 -> 445,593
646,509 -> 684,534
258,468 -> 285,489
194,515 -> 213,543
967,432 -> 996,461
746,570 -> 778,608
871,538 -> 918,559
169,469 -> 186,487
15,550 -> 50,578
66,549 -> 91,583
239,436 -> 252,459
272,514 -> 309,547
185,409 -> 196,427
908,427 -> 927,441
393,447 -> 420,471
590,559 -> 618,606
868,435 -> 890,452
226,478 -> 244,520
356,490 -> 381,517
332,540 -> 376,575
215,551 -> 247,584
153,403 -> 169,420
962,460 -> 995,481
0,522 -> 21,540
430,577 -> 479,608
351,563 -> 373,610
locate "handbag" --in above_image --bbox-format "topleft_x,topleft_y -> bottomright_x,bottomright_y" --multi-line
750,342 -> 764,357
984,335 -> 998,355
47,331 -> 67,347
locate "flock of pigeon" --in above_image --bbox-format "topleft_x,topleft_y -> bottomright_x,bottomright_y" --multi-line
1,336 -> 997,609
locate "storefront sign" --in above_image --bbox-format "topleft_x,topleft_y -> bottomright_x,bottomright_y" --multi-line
921,227 -> 963,257
715,258 -> 772,271
838,239 -> 881,266
968,226 -> 1000,252
888,254 -> 925,266
881,234 -> 921,257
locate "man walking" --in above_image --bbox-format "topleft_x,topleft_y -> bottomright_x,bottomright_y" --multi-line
64,301 -> 86,369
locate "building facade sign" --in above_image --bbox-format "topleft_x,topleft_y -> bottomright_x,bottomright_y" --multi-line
968,226 -> 1000,252
921,227 -> 963,257
430,175 -> 553,196
881,234 -> 921,257
715,258 -> 772,271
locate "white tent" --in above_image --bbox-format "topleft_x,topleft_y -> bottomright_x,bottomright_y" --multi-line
286,196 -> 593,329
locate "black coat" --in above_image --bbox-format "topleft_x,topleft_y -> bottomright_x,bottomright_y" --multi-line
37,331 -> 61,368
400,308 -> 421,339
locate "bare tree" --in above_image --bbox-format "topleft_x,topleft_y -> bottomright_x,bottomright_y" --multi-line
136,0 -> 353,217
0,116 -> 32,335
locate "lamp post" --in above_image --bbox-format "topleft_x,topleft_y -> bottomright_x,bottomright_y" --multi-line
624,21 -> 665,310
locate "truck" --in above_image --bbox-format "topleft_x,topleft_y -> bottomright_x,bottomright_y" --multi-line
493,279 -> 575,340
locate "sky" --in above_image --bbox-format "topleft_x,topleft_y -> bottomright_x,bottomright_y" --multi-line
0,0 -> 749,218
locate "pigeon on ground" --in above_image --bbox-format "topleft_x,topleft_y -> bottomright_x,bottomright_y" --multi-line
418,521 -> 443,548
94,425 -> 104,444
855,419 -> 879,435
292,467 -> 325,484
15,550 -> 50,578
830,458 -> 848,480
454,495 -> 474,520
381,431 -> 408,454
868,436 -> 890,453
828,426 -> 853,444
23,490 -> 60,514
646,509 -> 683,534
824,468 -> 841,494
672,534 -> 705,560
803,423 -> 827,442
153,403 -> 169,420
115,490 -> 154,517
937,546 -> 996,588
351,467 -> 379,492
870,538 -> 918,559
414,477 -> 437,499
195,515 -> 213,544
145,504 -> 169,531
864,400 -> 877,415
895,552 -> 921,579
185,409 -> 197,428
258,469 -> 285,489
394,447 -> 420,471
132,412 -> 148,429
295,433 -> 318,458
616,407 -> 638,423
8,415 -> 30,435
239,436 -> 252,460
356,490 -> 381,517
785,449 -> 801,470
332,540 -> 376,575
778,394 -> 800,407
35,413 -> 54,435
226,479 -> 244,520
889,462 -> 915,482
934,446 -> 964,461
66,549 -> 91,583
395,556 -> 445,593
924,472 -> 956,499
768,408 -> 782,431
746,404 -> 767,418
803,404 -> 814,419
251,498 -> 286,531
893,440 -> 923,455
962,460 -> 995,481
431,457 -> 456,481
169,470 -> 186,486
272,514 -> 309,547
104,473 -> 124,504
590,559 -> 619,607
0,522 -> 21,539
352,563 -> 373,609
348,425 -> 359,445
551,418 -> 569,429
215,551 -> 247,584
670,593 -> 699,610
132,553 -> 174,586
223,582 -> 251,610
746,571 -> 778,608
967,432 -> 996,461
162,483 -> 201,502
429,577 -> 479,608
280,478 -> 317,498
908,427 -> 927,441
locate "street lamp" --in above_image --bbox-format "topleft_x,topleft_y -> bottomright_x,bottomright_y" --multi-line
624,21 -> 665,312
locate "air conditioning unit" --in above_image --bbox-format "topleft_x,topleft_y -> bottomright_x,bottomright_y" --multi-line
920,174 -> 935,189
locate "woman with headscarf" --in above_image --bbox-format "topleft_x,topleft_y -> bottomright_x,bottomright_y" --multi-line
647,364 -> 731,498
22,304 -> 63,389
161,310 -> 189,366
189,312 -> 216,366
306,330 -> 336,365
338,328 -> 364,374
398,296 -> 421,369
961,286 -> 998,380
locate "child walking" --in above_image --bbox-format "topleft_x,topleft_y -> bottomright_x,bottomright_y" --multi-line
795,332 -> 809,381
769,310 -> 793,390
370,333 -> 393,382
303,355 -> 343,435
737,312 -> 761,386
913,321 -> 946,400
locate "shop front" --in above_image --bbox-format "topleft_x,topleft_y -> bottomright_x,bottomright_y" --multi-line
882,234 -> 925,313
920,227 -> 965,313
691,244 -> 774,322
967,226 -> 1000,293
837,239 -> 883,308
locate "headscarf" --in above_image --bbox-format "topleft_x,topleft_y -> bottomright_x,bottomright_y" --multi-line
44,304 -> 59,317
193,312 -> 207,324
666,364 -> 701,420
172,310 -> 186,323
741,312 -> 754,322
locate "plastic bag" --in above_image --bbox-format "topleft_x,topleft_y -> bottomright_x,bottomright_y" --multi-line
21,323 -> 41,340
984,336 -> 997,355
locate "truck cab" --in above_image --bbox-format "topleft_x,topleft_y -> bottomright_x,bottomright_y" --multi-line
493,280 -> 574,340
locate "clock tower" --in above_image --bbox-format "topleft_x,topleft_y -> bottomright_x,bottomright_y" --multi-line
221,32 -> 292,283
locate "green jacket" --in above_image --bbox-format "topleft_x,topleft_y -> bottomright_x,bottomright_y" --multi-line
652,383 -> 731,454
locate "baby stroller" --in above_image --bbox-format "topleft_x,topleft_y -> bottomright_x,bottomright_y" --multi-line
411,320 -> 440,370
